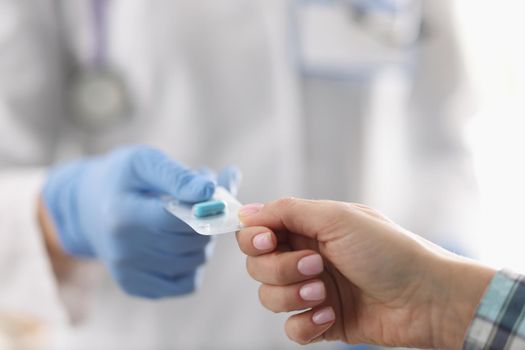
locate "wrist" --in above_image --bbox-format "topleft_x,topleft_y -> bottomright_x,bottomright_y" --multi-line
430,256 -> 496,349
38,195 -> 80,281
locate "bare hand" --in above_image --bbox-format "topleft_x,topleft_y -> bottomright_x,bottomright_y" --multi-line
236,198 -> 495,348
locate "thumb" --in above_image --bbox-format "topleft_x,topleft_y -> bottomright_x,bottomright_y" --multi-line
238,198 -> 344,240
128,146 -> 215,202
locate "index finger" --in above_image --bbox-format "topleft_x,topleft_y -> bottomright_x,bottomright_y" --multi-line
238,198 -> 346,241
128,146 -> 215,202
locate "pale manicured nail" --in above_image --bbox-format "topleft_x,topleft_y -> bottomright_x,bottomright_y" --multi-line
252,232 -> 273,251
312,307 -> 335,325
299,281 -> 325,301
239,203 -> 264,217
297,254 -> 323,276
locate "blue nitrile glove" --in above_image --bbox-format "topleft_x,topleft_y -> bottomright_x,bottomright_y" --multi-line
197,165 -> 242,197
42,145 -> 241,298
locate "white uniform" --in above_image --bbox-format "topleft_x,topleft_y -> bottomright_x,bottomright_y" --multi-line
0,1 -> 477,349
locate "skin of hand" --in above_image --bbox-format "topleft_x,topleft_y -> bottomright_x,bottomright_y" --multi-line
39,195 -> 80,282
236,198 -> 496,349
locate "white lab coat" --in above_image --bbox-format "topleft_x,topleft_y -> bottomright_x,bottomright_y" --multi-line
0,0 -> 477,349
296,0 -> 479,251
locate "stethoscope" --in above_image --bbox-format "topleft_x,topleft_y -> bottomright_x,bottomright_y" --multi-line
68,0 -> 132,131
289,0 -> 424,79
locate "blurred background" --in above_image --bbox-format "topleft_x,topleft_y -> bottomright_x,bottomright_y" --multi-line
456,0 -> 525,273
1,0 -> 525,349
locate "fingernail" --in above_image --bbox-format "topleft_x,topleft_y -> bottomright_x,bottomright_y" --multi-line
239,203 -> 264,217
297,254 -> 323,276
312,307 -> 335,325
252,232 -> 273,251
299,281 -> 325,301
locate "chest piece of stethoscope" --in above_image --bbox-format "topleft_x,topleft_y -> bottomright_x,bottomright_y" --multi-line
69,0 -> 132,131
69,68 -> 131,130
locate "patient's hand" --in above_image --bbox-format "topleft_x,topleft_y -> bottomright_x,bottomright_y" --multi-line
236,198 -> 495,349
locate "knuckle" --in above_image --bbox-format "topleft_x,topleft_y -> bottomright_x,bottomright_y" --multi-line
258,285 -> 282,313
318,201 -> 354,226
285,321 -> 310,345
326,201 -> 351,216
272,258 -> 288,285
174,169 -> 195,189
273,197 -> 298,210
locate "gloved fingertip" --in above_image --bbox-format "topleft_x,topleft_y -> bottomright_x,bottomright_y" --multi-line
218,165 -> 242,195
179,177 -> 215,203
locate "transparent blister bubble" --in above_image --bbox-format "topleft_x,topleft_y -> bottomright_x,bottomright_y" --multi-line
163,187 -> 243,235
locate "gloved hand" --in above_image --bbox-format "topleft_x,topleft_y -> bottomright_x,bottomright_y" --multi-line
42,145 -> 241,298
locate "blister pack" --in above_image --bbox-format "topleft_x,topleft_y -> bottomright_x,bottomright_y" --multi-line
164,187 -> 243,235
